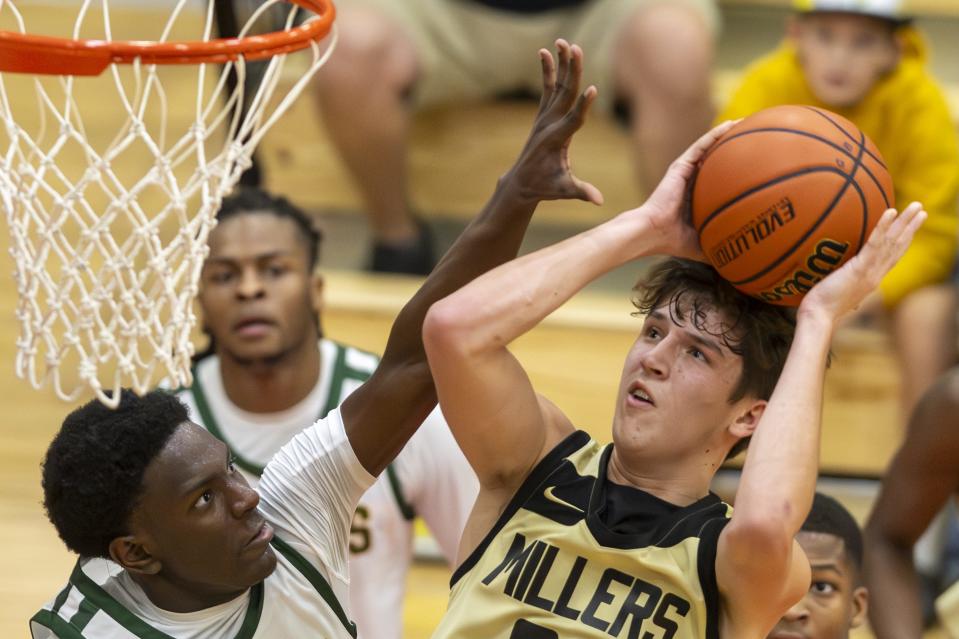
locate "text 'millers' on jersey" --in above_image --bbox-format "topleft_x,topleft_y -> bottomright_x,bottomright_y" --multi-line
432,431 -> 731,639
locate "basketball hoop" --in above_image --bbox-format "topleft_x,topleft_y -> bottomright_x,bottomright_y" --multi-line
0,0 -> 337,407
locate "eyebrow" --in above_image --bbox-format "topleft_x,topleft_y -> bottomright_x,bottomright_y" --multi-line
204,250 -> 295,266
647,309 -> 727,358
179,445 -> 231,498
809,563 -> 844,576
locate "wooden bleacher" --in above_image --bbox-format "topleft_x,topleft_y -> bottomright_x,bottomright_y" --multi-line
0,3 -> 955,638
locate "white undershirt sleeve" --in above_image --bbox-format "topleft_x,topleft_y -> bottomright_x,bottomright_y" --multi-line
257,406 -> 375,583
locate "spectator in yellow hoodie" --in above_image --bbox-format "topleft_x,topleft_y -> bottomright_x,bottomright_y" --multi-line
718,0 -> 959,420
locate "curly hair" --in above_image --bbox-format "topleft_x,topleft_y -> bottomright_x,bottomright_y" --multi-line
41,389 -> 188,558
632,258 -> 798,459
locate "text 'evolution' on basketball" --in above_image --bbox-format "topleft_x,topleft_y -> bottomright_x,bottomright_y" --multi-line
709,197 -> 797,268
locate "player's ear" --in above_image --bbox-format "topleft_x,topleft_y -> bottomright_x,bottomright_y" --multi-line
109,535 -> 161,575
849,584 -> 868,628
310,272 -> 325,316
729,400 -> 765,439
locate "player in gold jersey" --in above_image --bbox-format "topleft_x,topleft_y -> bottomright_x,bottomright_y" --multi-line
423,48 -> 927,639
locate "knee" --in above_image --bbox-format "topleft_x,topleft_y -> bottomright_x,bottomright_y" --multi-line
316,7 -> 417,89
615,3 -> 715,104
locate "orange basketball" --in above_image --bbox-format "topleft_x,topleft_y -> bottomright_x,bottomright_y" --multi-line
691,105 -> 894,306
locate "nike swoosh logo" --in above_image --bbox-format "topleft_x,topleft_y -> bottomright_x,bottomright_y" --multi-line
543,485 -> 585,514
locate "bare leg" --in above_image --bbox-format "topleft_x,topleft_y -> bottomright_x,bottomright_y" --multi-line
313,8 -> 432,272
891,284 -> 958,424
612,2 -> 715,194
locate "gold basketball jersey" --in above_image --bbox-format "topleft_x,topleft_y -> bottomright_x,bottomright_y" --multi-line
433,431 -> 732,639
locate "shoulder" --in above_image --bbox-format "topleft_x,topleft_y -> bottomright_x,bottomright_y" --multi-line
326,339 -> 379,374
880,53 -> 951,114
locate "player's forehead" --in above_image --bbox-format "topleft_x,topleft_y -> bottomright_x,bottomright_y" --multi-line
797,530 -> 851,572
141,422 -> 227,495
207,211 -> 306,260
645,298 -> 739,339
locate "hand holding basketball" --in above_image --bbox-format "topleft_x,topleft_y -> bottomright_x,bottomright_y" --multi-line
503,39 -> 603,206
634,119 -> 739,260
799,202 -> 926,324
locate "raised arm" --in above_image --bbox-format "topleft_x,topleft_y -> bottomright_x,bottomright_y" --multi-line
342,41 -> 603,476
864,368 -> 959,639
716,203 -> 927,636
422,120 -> 736,495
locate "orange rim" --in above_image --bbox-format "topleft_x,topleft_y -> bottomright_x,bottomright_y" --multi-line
0,0 -> 335,76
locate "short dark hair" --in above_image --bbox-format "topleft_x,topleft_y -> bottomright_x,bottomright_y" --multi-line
41,390 -> 189,558
632,258 -> 797,459
802,492 -> 864,574
217,187 -> 323,270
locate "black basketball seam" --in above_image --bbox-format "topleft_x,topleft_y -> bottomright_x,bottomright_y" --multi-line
697,166 -> 843,235
802,106 -> 893,209
800,105 -> 889,171
701,126 -> 891,211
728,130 -> 868,286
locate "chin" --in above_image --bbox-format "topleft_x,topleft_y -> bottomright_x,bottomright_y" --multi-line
813,87 -> 868,110
226,344 -> 285,363
243,546 -> 278,584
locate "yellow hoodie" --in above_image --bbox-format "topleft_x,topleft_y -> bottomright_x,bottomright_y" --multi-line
718,27 -> 959,308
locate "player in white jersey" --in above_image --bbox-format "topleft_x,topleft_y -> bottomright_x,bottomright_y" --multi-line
180,343 -> 474,639
177,232 -> 476,637
32,41 -> 605,638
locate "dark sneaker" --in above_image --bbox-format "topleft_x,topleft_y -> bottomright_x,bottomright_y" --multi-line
369,219 -> 436,276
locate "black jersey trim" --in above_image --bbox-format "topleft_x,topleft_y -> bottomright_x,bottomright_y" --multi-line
449,430 -> 593,587
697,516 -> 731,639
585,445 -> 729,550
270,536 -> 358,638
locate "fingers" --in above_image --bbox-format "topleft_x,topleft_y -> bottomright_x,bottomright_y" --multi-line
537,48 -> 555,113
861,202 -> 926,276
572,175 -> 604,206
552,84 -> 597,139
539,39 -> 584,118
672,119 -> 740,172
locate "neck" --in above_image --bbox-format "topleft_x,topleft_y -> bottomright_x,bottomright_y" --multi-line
606,447 -> 722,507
129,572 -> 248,614
218,337 -> 322,413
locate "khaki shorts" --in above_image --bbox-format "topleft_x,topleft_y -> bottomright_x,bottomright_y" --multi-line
332,0 -> 720,110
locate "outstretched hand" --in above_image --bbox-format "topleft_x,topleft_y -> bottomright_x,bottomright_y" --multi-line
800,202 -> 927,325
503,40 -> 603,206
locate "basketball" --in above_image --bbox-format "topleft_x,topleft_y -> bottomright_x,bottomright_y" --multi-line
691,105 -> 894,306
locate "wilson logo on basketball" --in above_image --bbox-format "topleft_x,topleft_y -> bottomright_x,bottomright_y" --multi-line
758,239 -> 850,303
710,197 -> 797,268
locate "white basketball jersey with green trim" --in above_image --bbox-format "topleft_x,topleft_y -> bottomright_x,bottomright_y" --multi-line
31,408 -> 373,639
175,339 -> 477,639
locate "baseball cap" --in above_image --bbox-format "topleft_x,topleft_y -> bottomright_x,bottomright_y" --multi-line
792,0 -> 911,22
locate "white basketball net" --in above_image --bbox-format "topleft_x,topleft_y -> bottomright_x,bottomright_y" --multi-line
0,0 -> 336,407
